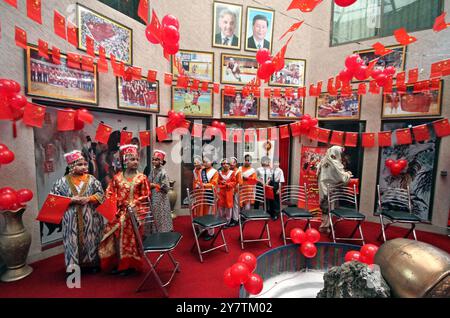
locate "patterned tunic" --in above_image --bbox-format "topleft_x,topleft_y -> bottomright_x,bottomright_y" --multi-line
98,172 -> 150,272
51,174 -> 104,269
149,167 -> 173,232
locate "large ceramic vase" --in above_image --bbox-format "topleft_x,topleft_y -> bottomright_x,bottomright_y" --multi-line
0,208 -> 33,282
168,180 -> 177,219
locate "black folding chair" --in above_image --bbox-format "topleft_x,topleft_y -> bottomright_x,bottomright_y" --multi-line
127,202 -> 182,297
187,187 -> 228,262
280,183 -> 313,245
377,185 -> 420,242
238,184 -> 272,249
328,184 -> 366,245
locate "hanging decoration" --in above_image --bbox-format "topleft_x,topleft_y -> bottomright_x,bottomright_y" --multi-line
224,252 -> 263,295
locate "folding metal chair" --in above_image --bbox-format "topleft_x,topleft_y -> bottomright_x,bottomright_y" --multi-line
238,184 -> 272,249
280,183 -> 313,245
127,202 -> 182,297
328,184 -> 365,245
377,185 -> 420,242
187,187 -> 228,263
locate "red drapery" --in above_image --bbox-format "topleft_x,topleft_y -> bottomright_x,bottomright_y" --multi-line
278,136 -> 290,183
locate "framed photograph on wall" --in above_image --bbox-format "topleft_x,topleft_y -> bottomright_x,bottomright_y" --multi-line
117,77 -> 159,113
25,45 -> 99,105
212,1 -> 243,50
221,90 -> 260,119
77,4 -> 133,64
171,87 -> 214,117
353,45 -> 406,82
316,91 -> 361,121
269,93 -> 304,120
269,58 -> 306,87
172,50 -> 214,82
221,53 -> 258,85
382,81 -> 442,119
244,6 -> 275,53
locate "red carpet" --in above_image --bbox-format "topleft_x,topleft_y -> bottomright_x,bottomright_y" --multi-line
0,216 -> 448,298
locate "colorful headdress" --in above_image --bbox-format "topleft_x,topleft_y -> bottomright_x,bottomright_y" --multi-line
64,150 -> 84,165
119,144 -> 139,164
153,150 -> 166,161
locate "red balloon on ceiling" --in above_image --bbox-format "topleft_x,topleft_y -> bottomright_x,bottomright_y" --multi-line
334,0 -> 358,7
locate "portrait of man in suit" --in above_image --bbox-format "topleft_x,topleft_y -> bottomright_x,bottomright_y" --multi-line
213,2 -> 242,50
245,7 -> 274,52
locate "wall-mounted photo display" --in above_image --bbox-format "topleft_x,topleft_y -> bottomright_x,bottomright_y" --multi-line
212,1 -> 243,50
171,87 -> 214,117
382,81 -> 442,119
117,77 -> 159,113
221,53 -> 258,85
269,93 -> 304,120
221,90 -> 260,119
77,4 -> 133,64
316,91 -> 361,121
25,45 -> 98,105
172,50 -> 214,82
269,58 -> 306,87
244,6 -> 275,53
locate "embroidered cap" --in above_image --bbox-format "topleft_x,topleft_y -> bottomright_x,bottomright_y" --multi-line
64,150 -> 84,165
119,144 -> 139,157
153,150 -> 166,161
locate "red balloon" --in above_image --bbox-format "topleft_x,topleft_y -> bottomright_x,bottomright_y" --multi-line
230,262 -> 250,284
354,65 -> 369,81
301,119 -> 311,131
0,187 -> 16,195
398,159 -> 408,169
385,159 -> 395,168
244,273 -> 263,295
390,163 -> 403,176
300,242 -> 317,258
219,122 -> 226,130
0,144 -> 8,152
212,120 -> 220,128
0,150 -> 15,164
0,79 -> 20,95
161,25 -> 180,46
256,48 -> 271,64
8,202 -> 24,211
345,54 -> 364,71
168,110 -> 176,118
145,25 -> 161,44
163,42 -> 179,55
334,0 -> 357,7
259,60 -> 275,80
303,114 -> 312,120
238,253 -> 257,273
310,118 -> 318,127
384,66 -> 396,76
360,244 -> 378,265
375,73 -> 387,87
338,68 -> 353,83
371,68 -> 383,80
179,112 -> 186,121
0,192 -> 18,210
272,55 -> 285,72
16,189 -> 33,203
8,94 -> 27,110
344,250 -> 361,262
162,14 -> 180,30
10,81 -> 21,94
290,228 -> 306,244
305,228 -> 321,243
223,267 -> 241,288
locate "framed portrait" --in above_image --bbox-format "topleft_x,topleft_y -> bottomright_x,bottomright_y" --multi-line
221,53 -> 258,85
269,93 -> 304,120
316,91 -> 361,121
34,106 -> 150,247
77,4 -> 133,65
117,77 -> 159,113
172,50 -> 214,82
212,1 -> 243,50
353,45 -> 406,82
221,90 -> 260,120
25,45 -> 98,105
171,87 -> 214,118
244,6 -> 275,53
269,58 -> 306,87
382,81 -> 443,119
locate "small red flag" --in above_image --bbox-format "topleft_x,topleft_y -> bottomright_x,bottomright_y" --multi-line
147,69 -> 157,82
224,86 -> 236,96
57,109 -> 76,131
297,87 -> 306,98
67,22 -> 78,47
344,132 -> 358,147
407,68 -> 419,84
120,130 -> 133,146
357,83 -> 367,95
139,131 -> 151,147
97,58 -> 108,73
213,83 -> 220,94
396,72 -> 406,85
290,122 -> 302,137
199,81 -> 208,92
95,123 -> 113,144
308,126 -> 320,140
54,10 -> 66,40
432,118 -> 450,137
412,124 -> 430,142
86,36 -> 95,57
27,0 -> 42,24
96,196 -> 117,222
279,21 -> 304,40
378,131 -> 392,147
393,28 -> 417,45
361,133 -> 376,148
372,42 -> 393,56
38,39 -> 49,60
264,88 -> 272,98
52,46 -> 61,65
395,128 -> 412,145
430,60 -> 444,78
287,0 -> 323,13
317,128 -> 331,143
37,194 -> 72,224
330,130 -> 344,146
99,46 -> 106,60
433,12 -> 449,32
273,88 -> 281,98
191,79 -> 200,91
176,74 -> 189,88
164,73 -> 173,86
23,103 -> 45,128
76,109 -> 94,124
112,60 -> 125,77
81,55 -> 94,72
156,125 -> 169,142
279,125 -> 290,139
383,77 -> 393,94
138,0 -> 149,24
15,26 -> 27,49
67,53 -> 81,70
148,9 -> 162,43
430,78 -> 440,91
369,80 -> 380,94
4,0 -> 17,8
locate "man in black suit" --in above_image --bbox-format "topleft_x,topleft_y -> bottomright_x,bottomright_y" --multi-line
214,9 -> 239,47
247,15 -> 270,50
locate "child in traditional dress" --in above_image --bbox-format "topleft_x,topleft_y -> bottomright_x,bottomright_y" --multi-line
217,158 -> 237,227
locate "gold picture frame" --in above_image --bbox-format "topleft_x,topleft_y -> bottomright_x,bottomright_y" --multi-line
212,1 -> 243,50
221,89 -> 260,120
171,50 -> 214,82
269,57 -> 306,87
171,86 -> 214,118
244,6 -> 275,53
221,53 -> 258,85
117,77 -> 159,113
316,91 -> 361,121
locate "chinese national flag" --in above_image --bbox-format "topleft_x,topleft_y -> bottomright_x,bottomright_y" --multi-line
372,42 -> 393,56
252,87 -> 261,98
67,22 -> 78,47
430,78 -> 440,91
67,53 -> 81,70
81,56 -> 94,72
268,127 -> 279,141
4,0 -> 17,8
264,88 -> 272,98
362,133 -> 376,147
378,131 -> 392,147
156,125 -> 169,142
96,196 -> 117,222
308,126 -> 320,140
164,73 -> 173,86
38,39 -> 49,60
120,130 -> 133,146
287,0 -> 323,13
57,109 -> 76,131
15,26 -> 27,49
201,81 -> 209,92
279,125 -> 290,139
54,10 -> 66,40
138,0 -> 149,24
393,28 -> 417,45
357,83 -> 367,95
412,124 -> 430,142
383,77 -> 393,94
273,88 -> 281,98
407,68 -> 419,84
224,86 -> 236,96
297,87 -> 306,98
285,88 -> 294,99
395,128 -> 412,145
432,118 -> 450,137
131,67 -> 142,80
330,131 -> 344,146
147,69 -> 157,82
176,75 -> 189,88
86,36 -> 95,57
317,128 -> 331,143
344,132 -> 358,147
191,123 -> 203,138
36,194 -> 72,224
23,103 -> 45,128
290,122 -> 302,137
213,83 -> 220,94
430,60 -> 444,78
148,9 -> 162,43
309,84 -> 317,97
112,61 -> 125,78
139,131 -> 151,147
27,0 -> 42,24
279,21 -> 304,40
191,79 -> 200,91
433,12 -> 448,32
244,129 -> 256,143
97,58 -> 108,73
257,128 -> 267,142
76,109 -> 94,124
396,72 -> 406,85
99,46 -> 106,60
95,123 -> 113,144
52,46 -> 61,65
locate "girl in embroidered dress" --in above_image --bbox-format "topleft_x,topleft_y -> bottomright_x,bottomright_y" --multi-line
217,158 -> 237,226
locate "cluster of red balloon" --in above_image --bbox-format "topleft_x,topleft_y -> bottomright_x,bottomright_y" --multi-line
385,159 -> 408,176
0,144 -> 15,166
0,78 -> 27,122
299,114 -> 319,134
167,110 -> 186,128
334,0 -> 358,8
344,243 -> 379,265
210,120 -> 227,138
223,252 -> 264,295
255,48 -> 280,82
146,14 -> 180,55
290,227 -> 321,258
0,187 -> 33,212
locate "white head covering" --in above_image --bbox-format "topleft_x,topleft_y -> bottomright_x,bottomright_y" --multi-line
317,146 -> 350,198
